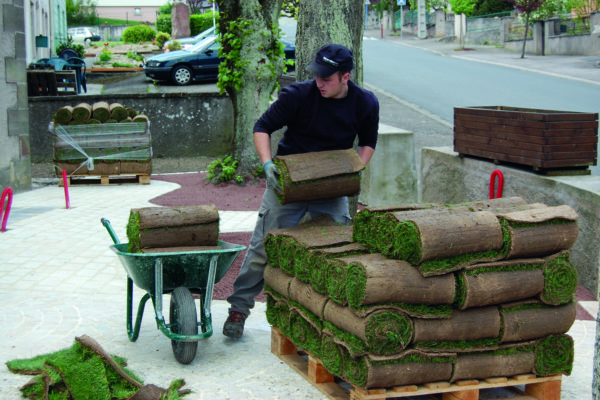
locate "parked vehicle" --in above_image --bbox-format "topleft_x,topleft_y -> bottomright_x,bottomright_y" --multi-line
144,36 -> 295,86
163,26 -> 216,52
67,27 -> 101,44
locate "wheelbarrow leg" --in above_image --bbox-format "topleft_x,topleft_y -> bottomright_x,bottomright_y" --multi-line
201,255 -> 219,334
127,275 -> 151,342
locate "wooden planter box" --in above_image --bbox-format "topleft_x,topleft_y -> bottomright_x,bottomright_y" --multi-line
453,106 -> 599,172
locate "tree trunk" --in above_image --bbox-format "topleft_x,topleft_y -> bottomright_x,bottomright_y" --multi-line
296,0 -> 365,85
521,13 -> 530,59
216,0 -> 285,174
296,0 -> 365,217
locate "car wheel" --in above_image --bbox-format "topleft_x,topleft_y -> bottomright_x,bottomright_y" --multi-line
172,65 -> 193,86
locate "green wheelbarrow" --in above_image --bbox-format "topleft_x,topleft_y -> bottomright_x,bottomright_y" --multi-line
101,218 -> 246,364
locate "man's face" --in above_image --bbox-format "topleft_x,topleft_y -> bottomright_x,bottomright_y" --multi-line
315,72 -> 350,99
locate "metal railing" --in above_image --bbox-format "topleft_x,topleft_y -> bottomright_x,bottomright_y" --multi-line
399,10 -> 436,27
466,11 -> 513,32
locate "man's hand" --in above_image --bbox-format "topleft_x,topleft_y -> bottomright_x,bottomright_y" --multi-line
263,160 -> 282,195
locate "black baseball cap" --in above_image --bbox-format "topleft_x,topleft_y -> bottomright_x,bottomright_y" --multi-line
306,43 -> 354,78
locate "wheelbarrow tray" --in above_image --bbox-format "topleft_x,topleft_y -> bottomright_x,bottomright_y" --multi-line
110,241 -> 245,293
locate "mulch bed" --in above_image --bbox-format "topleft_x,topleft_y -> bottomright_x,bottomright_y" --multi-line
151,172 -> 265,302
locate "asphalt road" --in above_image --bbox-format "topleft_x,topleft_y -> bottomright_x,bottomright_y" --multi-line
362,38 -> 600,124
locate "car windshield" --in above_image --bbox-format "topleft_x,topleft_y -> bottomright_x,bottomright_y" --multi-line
187,37 -> 218,53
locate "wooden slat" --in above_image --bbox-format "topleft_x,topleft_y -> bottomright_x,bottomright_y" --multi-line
454,115 -> 599,135
454,139 -> 597,162
454,106 -> 598,122
455,144 -> 595,169
454,126 -> 598,145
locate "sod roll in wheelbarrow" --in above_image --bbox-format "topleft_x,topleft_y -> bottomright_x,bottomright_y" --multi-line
273,149 -> 365,205
126,205 -> 219,252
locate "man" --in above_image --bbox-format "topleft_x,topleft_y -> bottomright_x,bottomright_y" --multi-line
223,43 -> 379,338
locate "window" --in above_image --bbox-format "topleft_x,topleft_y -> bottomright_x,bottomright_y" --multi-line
134,8 -> 141,15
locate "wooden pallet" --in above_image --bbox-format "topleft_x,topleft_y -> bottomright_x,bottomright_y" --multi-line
58,174 -> 150,186
271,327 -> 563,400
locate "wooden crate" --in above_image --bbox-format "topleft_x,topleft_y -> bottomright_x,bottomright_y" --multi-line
454,106 -> 599,172
271,327 -> 563,400
27,70 -> 77,96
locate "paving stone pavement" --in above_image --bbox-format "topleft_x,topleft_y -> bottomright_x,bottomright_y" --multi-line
0,179 -> 597,399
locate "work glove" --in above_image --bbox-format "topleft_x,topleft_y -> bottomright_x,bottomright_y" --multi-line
263,160 -> 282,196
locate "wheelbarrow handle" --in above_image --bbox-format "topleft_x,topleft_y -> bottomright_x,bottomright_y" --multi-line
101,217 -> 121,244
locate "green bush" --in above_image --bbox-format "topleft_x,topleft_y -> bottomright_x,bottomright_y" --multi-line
55,36 -> 85,58
190,12 -> 218,35
155,32 -> 171,49
167,41 -> 182,51
206,156 -> 243,184
156,14 -> 172,34
99,49 -> 112,62
122,25 -> 157,43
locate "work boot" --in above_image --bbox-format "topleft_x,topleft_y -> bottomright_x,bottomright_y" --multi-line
223,310 -> 247,338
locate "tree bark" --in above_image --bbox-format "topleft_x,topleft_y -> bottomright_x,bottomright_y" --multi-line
296,0 -> 367,217
216,0 -> 285,174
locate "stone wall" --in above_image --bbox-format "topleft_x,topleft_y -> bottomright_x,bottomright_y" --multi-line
28,92 -> 234,172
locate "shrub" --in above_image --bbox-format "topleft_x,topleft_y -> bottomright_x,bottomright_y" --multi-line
190,11 -> 218,35
167,41 -> 182,51
55,36 -> 85,58
155,32 -> 171,49
206,156 -> 243,184
99,48 -> 112,62
156,14 -> 172,34
123,25 -> 156,43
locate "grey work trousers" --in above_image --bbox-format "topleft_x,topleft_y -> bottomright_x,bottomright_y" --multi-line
226,186 -> 351,317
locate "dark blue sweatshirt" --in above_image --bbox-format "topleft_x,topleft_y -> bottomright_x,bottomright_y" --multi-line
253,79 -> 379,157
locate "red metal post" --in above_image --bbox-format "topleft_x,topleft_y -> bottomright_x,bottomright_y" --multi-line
489,170 -> 504,199
1,187 -> 13,232
62,170 -> 70,209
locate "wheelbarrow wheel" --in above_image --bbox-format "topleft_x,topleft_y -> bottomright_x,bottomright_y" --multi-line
169,287 -> 198,364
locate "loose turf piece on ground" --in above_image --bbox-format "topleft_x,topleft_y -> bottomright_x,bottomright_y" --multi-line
274,149 -> 364,205
126,204 -> 219,252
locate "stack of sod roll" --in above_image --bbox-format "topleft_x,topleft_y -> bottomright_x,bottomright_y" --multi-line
264,197 -> 577,389
51,102 -> 152,176
126,205 -> 220,253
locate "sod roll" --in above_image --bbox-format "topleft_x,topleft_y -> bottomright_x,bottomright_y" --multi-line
323,301 -> 413,355
274,149 -> 364,205
375,209 -> 504,265
499,205 -> 579,259
540,251 -> 578,305
126,205 -> 219,252
457,259 -> 546,310
289,277 -> 329,319
500,301 -> 577,343
343,350 -> 455,389
298,242 -> 369,283
534,334 -> 574,376
451,348 -> 536,382
110,102 -> 129,121
264,214 -> 353,274
54,105 -> 74,124
72,103 -> 92,122
264,264 -> 294,299
412,306 -> 501,344
92,101 -> 111,122
289,307 -> 323,357
345,253 -> 455,309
